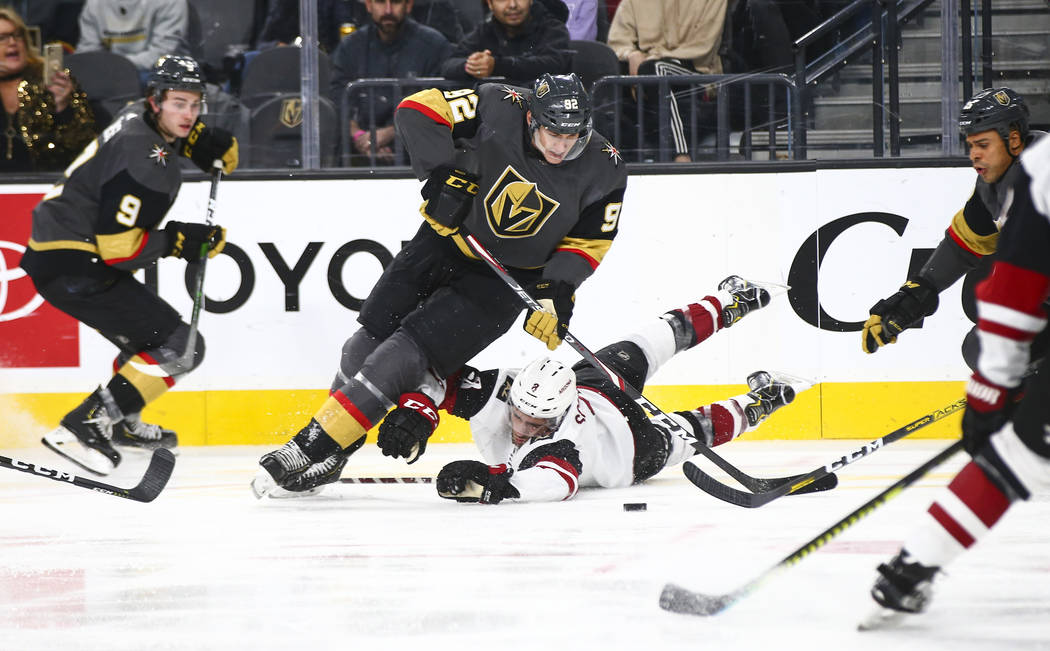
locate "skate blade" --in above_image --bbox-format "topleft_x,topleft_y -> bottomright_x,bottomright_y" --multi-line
250,471 -> 277,499
742,277 -> 791,299
41,427 -> 117,476
762,370 -> 817,395
857,605 -> 909,631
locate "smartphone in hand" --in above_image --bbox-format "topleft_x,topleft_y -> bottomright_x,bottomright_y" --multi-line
43,43 -> 63,87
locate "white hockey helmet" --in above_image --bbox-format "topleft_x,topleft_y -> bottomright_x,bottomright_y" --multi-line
509,357 -> 577,427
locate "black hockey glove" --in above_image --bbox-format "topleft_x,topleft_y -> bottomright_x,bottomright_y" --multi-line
523,279 -> 575,351
164,221 -> 227,262
420,165 -> 479,236
183,120 -> 239,174
437,460 -> 519,504
861,278 -> 939,354
961,372 -> 1020,456
376,393 -> 439,464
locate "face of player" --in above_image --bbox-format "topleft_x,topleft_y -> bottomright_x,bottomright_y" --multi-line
366,0 -> 411,37
0,19 -> 28,78
530,118 -> 580,165
150,90 -> 203,143
488,0 -> 531,29
966,128 -> 1022,183
509,406 -> 555,447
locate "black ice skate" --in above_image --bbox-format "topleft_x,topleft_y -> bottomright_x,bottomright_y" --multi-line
718,275 -> 772,327
251,440 -> 348,499
112,413 -> 178,451
858,550 -> 940,631
41,387 -> 122,476
743,371 -> 796,427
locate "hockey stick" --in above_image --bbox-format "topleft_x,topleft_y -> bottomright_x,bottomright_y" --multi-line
338,476 -> 434,484
0,448 -> 176,503
460,232 -> 808,489
684,398 -> 967,508
177,162 -> 224,370
660,439 -> 965,616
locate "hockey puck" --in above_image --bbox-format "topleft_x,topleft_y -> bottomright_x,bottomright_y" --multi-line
623,502 -> 647,512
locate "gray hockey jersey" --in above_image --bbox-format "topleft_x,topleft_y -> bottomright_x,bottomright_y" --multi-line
21,105 -> 182,284
394,82 -> 628,289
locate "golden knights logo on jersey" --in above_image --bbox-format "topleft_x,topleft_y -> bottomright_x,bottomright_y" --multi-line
484,165 -> 560,238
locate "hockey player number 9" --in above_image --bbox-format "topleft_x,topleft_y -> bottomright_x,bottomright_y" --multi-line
115,194 -> 142,227
602,203 -> 621,233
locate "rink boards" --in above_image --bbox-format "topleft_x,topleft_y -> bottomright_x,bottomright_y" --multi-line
0,166 -> 977,446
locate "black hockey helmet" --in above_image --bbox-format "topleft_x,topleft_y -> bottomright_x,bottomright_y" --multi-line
527,73 -> 592,161
147,54 -> 206,102
958,87 -> 1029,143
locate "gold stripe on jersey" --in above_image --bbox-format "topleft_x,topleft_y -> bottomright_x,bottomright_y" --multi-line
27,237 -> 99,254
96,227 -> 148,263
950,207 -> 998,255
117,356 -> 172,404
556,236 -> 614,267
399,89 -> 455,127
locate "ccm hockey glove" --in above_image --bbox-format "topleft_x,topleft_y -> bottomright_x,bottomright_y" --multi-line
524,279 -> 575,351
376,393 -> 439,464
420,165 -> 479,236
183,120 -> 239,174
862,278 -> 939,353
961,372 -> 1020,456
164,221 -> 226,261
437,460 -> 519,504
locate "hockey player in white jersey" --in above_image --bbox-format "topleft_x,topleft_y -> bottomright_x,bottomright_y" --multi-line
376,275 -> 807,504
860,131 -> 1050,630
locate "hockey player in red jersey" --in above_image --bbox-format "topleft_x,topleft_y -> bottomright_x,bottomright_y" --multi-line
860,134 -> 1050,629
252,73 -> 628,497
862,88 -> 1047,369
20,55 -> 238,476
381,275 -> 806,504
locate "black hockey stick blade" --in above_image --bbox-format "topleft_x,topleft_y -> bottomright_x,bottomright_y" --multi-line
661,440 -> 965,616
694,445 -> 836,495
684,399 -> 966,508
0,448 -> 176,503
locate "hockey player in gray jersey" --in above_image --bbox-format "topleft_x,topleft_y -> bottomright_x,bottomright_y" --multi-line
400,276 -> 805,503
252,73 -> 627,497
862,88 -> 1047,368
20,55 -> 238,476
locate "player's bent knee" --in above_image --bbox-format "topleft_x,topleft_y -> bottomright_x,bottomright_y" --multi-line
982,421 -> 1050,499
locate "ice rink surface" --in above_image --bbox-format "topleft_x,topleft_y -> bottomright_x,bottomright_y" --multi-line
1,439 -> 1047,651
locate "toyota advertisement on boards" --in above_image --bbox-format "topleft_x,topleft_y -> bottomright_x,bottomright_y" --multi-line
0,167 -> 978,444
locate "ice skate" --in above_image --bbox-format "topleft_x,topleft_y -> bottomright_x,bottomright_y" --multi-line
251,440 -> 348,499
742,370 -> 798,427
112,413 -> 178,451
41,387 -> 122,476
718,276 -> 775,327
858,550 -> 940,631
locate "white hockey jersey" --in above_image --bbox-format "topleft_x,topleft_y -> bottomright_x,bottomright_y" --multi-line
442,367 -> 637,502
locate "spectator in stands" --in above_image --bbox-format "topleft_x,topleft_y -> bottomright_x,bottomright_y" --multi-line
77,0 -> 191,81
331,0 -> 451,164
256,0 -> 357,54
0,7 -> 97,172
560,0 -> 609,42
441,0 -> 572,87
607,0 -> 728,162
22,0 -> 85,51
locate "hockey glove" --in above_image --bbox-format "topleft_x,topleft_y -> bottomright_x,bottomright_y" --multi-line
437,460 -> 519,504
420,165 -> 479,236
376,393 -> 439,464
862,278 -> 939,354
164,221 -> 227,262
523,279 -> 575,351
183,120 -> 239,174
961,372 -> 1020,456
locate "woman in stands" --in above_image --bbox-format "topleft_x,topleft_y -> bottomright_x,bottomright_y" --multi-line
0,7 -> 96,171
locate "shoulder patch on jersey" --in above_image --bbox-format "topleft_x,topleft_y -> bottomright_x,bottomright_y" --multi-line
601,141 -> 622,166
149,143 -> 170,167
501,85 -> 527,109
496,375 -> 514,403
